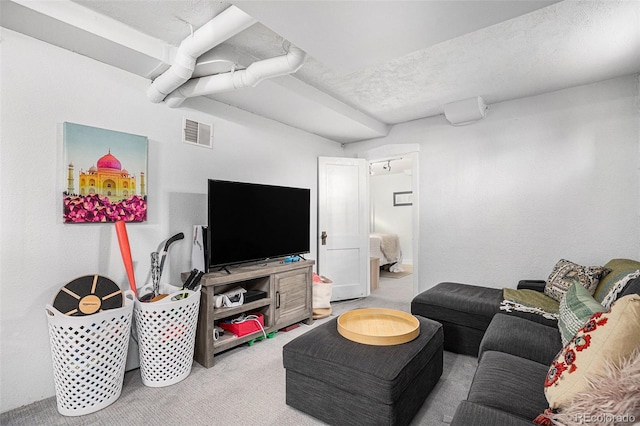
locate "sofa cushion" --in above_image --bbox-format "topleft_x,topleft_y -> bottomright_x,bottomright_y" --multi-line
467,351 -> 549,421
544,294 -> 640,409
451,401 -> 535,426
544,259 -> 610,302
593,258 -> 640,303
557,283 -> 605,346
479,314 -> 562,365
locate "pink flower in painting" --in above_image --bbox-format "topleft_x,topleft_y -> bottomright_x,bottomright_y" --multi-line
63,193 -> 147,223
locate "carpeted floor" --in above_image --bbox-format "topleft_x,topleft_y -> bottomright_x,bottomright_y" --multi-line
380,264 -> 413,279
1,274 -> 477,426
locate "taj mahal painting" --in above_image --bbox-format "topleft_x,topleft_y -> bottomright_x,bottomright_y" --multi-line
63,122 -> 148,223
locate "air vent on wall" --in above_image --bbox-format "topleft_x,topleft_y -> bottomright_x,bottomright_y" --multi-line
183,118 -> 213,148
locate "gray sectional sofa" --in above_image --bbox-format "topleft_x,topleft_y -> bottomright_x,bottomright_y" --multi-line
411,267 -> 640,425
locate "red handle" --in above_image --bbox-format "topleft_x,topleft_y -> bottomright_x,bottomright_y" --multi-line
115,220 -> 137,298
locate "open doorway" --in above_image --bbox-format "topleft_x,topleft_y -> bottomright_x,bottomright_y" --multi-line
367,149 -> 419,300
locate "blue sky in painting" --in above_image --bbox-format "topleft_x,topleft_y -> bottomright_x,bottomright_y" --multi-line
63,122 -> 148,191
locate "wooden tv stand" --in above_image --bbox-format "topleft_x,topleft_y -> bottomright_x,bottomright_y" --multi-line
189,259 -> 314,368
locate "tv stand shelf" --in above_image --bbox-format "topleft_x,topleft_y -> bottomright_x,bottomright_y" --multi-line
188,259 -> 314,368
211,299 -> 271,321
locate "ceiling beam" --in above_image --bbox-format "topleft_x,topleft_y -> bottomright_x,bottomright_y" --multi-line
1,0 -> 174,78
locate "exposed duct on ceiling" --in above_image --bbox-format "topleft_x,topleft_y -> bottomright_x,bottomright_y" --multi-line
146,5 -> 257,103
164,45 -> 307,108
192,45 -> 246,78
147,5 -> 307,108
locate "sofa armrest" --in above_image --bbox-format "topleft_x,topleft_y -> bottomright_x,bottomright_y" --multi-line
517,280 -> 546,292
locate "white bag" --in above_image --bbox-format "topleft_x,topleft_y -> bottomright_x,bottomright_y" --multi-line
312,276 -> 333,309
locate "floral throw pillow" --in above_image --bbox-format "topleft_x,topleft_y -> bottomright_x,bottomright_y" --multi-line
545,348 -> 640,426
543,259 -> 610,302
544,294 -> 640,410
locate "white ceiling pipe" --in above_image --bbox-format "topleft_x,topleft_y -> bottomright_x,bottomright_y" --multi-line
165,46 -> 307,108
147,5 -> 257,103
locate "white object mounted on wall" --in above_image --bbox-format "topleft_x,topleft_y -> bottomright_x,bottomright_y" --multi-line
183,118 -> 213,148
443,96 -> 488,126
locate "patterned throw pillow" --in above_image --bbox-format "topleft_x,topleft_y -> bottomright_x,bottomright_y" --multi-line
543,259 -> 610,302
557,283 -> 605,346
544,294 -> 640,410
545,349 -> 640,426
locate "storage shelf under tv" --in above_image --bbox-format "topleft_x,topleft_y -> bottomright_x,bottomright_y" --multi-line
212,329 -> 268,354
186,259 -> 314,368
212,299 -> 271,321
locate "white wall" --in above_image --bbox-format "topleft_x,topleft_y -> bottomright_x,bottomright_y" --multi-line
348,75 -> 640,291
370,173 -> 413,264
3,26 -> 639,413
0,29 -> 343,412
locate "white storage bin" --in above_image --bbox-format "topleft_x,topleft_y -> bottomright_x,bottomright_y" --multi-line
134,284 -> 200,387
45,291 -> 135,416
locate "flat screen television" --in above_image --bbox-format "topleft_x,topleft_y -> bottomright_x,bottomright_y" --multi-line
207,179 -> 311,269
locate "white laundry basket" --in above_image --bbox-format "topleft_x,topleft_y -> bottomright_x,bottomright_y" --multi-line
134,284 -> 200,387
45,290 -> 135,416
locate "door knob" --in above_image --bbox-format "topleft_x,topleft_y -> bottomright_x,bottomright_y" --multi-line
321,231 -> 327,245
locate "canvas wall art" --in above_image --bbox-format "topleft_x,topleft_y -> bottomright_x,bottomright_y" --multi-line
63,122 -> 148,223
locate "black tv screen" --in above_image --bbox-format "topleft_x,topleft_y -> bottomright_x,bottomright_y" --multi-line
207,179 -> 311,268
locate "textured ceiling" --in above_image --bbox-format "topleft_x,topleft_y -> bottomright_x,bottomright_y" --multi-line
234,0 -> 639,125
73,0 -> 229,45
304,0 -> 640,124
4,0 -> 640,143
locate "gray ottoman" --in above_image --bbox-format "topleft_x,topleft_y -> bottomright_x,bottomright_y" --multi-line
282,315 -> 443,426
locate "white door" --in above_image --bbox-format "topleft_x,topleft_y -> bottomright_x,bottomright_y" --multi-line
318,157 -> 369,301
